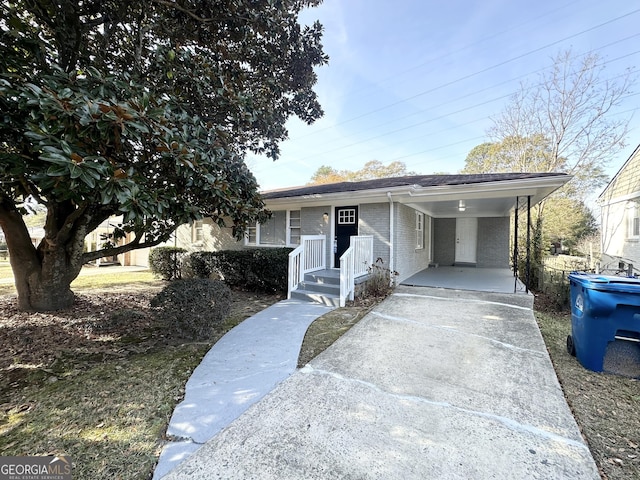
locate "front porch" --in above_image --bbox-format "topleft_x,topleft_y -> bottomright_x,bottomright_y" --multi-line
288,235 -> 374,307
401,266 -> 529,294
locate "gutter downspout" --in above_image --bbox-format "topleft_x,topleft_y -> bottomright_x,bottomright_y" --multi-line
387,192 -> 394,285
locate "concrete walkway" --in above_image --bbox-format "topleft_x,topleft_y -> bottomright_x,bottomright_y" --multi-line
153,299 -> 336,479
162,286 -> 599,480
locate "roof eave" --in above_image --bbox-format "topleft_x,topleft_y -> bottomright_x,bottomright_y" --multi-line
263,174 -> 572,207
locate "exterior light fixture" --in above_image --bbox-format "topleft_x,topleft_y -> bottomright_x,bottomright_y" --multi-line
323,212 -> 329,222
458,200 -> 466,212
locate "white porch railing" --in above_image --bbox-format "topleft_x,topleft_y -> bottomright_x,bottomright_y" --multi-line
288,235 -> 326,299
340,235 -> 374,307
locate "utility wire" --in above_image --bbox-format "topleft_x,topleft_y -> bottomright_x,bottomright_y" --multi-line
293,7 -> 640,140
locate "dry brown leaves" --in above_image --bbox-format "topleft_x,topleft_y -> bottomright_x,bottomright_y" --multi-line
0,288 -> 282,401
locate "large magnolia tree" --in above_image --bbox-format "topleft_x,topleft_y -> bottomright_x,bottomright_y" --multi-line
0,0 -> 327,311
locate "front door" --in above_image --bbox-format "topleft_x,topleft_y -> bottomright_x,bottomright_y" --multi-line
334,206 -> 359,267
455,217 -> 477,264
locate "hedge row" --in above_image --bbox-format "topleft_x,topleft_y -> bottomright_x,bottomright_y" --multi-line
150,247 -> 293,293
186,248 -> 293,293
148,247 -> 187,281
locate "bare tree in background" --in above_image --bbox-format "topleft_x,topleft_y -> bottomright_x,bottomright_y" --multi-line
463,49 -> 636,285
486,50 -> 635,194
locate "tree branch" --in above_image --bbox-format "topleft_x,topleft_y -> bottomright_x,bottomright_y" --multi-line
81,230 -> 168,263
149,0 -> 216,23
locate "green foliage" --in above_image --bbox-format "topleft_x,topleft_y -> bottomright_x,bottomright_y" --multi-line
543,198 -> 598,253
150,279 -> 232,340
186,248 -> 293,293
149,247 -> 186,281
308,160 -> 417,185
514,197 -> 598,291
463,136 -> 557,175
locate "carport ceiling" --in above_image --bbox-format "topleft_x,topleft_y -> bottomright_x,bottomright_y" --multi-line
393,175 -> 570,218
407,196 -> 517,218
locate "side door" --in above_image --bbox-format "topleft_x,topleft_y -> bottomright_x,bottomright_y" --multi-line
455,217 -> 478,264
334,206 -> 359,267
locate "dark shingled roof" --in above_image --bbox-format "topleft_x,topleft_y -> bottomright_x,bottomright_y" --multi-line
261,173 -> 568,199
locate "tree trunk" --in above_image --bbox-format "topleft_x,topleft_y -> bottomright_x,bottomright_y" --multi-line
1,204 -> 82,311
9,236 -> 82,311
13,267 -> 75,311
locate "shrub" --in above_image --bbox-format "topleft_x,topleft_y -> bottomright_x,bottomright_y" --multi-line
149,247 -> 186,280
184,248 -> 292,293
150,279 -> 232,340
362,258 -> 397,299
182,251 -> 215,279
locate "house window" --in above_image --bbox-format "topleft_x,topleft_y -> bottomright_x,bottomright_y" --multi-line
259,210 -> 287,245
338,208 -> 356,224
629,203 -> 640,238
192,220 -> 204,243
288,210 -> 301,245
246,210 -> 299,246
247,225 -> 257,244
416,212 -> 424,249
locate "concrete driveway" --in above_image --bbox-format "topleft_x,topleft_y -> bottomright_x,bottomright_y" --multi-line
164,286 -> 599,479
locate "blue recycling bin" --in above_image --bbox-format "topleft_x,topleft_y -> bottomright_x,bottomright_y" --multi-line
567,273 -> 640,375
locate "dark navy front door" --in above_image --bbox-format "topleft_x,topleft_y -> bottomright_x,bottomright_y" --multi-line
334,206 -> 359,267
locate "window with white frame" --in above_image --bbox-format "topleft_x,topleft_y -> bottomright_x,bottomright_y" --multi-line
416,212 -> 424,249
247,224 -> 257,244
338,208 -> 356,224
246,210 -> 300,246
628,203 -> 640,239
288,210 -> 301,245
192,220 -> 204,243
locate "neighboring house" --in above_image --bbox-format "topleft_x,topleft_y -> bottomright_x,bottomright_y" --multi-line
599,143 -> 640,273
192,173 -> 569,304
28,227 -> 45,247
82,216 -> 239,268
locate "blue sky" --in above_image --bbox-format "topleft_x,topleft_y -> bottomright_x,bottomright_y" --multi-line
248,0 -> 640,191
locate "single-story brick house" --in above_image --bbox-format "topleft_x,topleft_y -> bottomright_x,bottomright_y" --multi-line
177,172 -> 570,305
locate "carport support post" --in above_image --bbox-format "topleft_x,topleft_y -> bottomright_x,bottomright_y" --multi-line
526,195 -> 531,294
513,197 -> 519,293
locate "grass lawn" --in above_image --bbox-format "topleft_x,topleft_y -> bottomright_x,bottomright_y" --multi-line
535,308 -> 640,480
0,261 -> 13,280
0,267 -> 160,296
0,270 -> 364,479
1,344 -> 209,479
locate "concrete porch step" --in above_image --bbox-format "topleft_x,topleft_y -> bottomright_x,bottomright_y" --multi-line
304,269 -> 340,285
290,289 -> 341,307
292,269 -> 342,307
299,280 -> 340,295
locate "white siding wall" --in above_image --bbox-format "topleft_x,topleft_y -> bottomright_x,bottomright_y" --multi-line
601,199 -> 640,266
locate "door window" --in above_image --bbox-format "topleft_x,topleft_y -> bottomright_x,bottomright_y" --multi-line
338,208 -> 357,225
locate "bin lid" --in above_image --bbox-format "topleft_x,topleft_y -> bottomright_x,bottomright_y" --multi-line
568,272 -> 640,292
